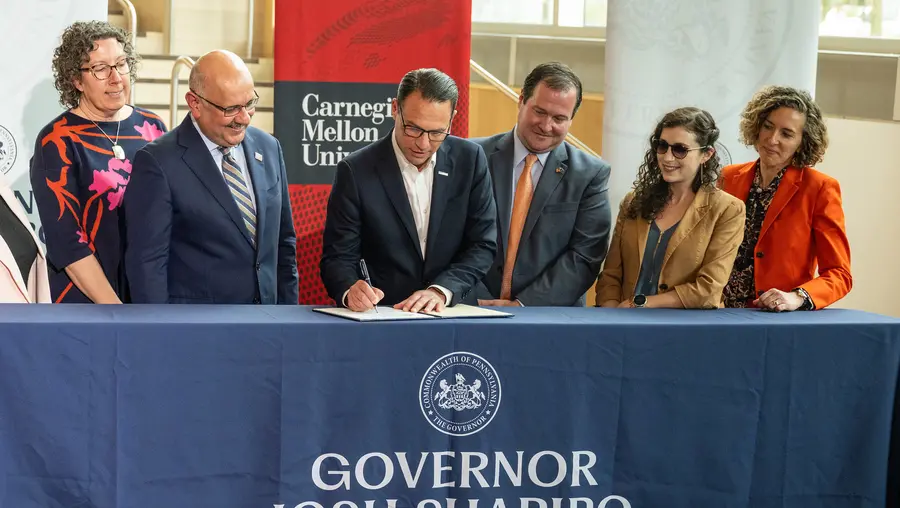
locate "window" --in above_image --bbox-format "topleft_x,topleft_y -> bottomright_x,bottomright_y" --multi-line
820,0 -> 900,38
472,0 -> 900,54
472,0 -> 554,24
472,0 -> 606,27
558,0 -> 607,27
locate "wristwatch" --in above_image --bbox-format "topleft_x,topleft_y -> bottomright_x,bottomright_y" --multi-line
632,294 -> 647,308
793,288 -> 815,311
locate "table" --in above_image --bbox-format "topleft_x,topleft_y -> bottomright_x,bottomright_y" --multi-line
0,306 -> 898,508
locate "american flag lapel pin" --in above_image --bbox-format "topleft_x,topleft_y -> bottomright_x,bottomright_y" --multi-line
255,152 -> 263,162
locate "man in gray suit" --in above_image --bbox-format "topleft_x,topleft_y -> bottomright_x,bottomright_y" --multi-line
472,62 -> 612,307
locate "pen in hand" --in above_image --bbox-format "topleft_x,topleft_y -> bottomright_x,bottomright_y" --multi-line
359,259 -> 379,313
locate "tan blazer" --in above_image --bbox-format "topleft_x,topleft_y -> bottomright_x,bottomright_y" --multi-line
596,187 -> 745,309
0,180 -> 50,303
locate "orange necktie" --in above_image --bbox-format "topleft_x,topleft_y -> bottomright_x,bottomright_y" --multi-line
501,153 -> 538,300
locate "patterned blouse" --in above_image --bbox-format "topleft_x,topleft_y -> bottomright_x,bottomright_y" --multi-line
30,107 -> 166,303
722,163 -> 786,308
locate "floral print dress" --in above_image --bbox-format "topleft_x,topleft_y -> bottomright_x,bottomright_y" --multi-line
30,107 -> 166,303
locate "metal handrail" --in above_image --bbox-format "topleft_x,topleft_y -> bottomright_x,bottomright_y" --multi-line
116,0 -> 138,104
166,0 -> 174,55
167,0 -> 255,59
245,0 -> 255,59
169,56 -> 195,128
469,59 -> 600,158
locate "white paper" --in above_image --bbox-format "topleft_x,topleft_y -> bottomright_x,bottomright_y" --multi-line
313,306 -> 436,321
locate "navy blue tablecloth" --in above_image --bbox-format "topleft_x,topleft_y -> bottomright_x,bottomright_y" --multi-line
0,305 -> 898,508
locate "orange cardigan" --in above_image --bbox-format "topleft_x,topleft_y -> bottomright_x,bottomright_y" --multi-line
719,161 -> 852,309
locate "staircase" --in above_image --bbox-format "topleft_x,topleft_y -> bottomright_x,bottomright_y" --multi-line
107,6 -> 274,133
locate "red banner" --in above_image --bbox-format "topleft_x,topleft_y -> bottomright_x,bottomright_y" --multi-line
275,0 -> 472,304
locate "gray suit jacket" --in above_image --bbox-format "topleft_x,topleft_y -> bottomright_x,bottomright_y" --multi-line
471,130 -> 612,306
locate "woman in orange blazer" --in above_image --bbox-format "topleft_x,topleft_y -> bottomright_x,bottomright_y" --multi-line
596,107 -> 745,309
720,85 -> 851,311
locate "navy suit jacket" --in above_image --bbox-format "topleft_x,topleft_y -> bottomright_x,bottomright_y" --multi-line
320,134 -> 497,306
471,131 -> 612,306
124,115 -> 299,304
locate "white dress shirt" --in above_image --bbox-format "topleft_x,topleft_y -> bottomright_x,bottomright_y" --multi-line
191,117 -> 257,210
390,131 -> 452,305
391,131 -> 436,257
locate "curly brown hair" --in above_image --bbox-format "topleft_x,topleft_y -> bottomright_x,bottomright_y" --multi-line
626,107 -> 721,221
738,85 -> 828,168
52,21 -> 138,109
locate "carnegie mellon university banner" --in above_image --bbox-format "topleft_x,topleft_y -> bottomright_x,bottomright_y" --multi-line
275,0 -> 472,304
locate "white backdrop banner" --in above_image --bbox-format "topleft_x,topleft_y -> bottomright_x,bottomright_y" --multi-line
602,0 -> 820,211
0,0 -> 107,244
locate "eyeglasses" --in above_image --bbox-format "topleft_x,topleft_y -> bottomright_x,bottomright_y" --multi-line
80,59 -> 132,80
397,102 -> 451,142
653,139 -> 708,159
190,89 -> 259,117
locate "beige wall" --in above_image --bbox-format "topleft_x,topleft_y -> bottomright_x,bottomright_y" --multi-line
166,0 -> 264,57
261,0 -> 274,58
109,0 -> 165,33
818,117 -> 900,316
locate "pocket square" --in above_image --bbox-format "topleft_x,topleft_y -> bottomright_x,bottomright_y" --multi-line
255,152 -> 263,162
438,171 -> 449,176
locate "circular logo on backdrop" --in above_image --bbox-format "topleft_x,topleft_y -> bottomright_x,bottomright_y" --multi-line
0,125 -> 17,175
714,141 -> 732,168
420,352 -> 501,436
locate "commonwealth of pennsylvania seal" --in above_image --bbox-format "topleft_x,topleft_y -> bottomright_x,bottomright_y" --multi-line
0,125 -> 16,175
420,352 -> 501,436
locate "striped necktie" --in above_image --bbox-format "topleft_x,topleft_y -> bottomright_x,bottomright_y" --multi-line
219,146 -> 257,246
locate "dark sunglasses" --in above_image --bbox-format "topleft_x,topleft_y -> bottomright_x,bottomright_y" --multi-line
653,139 -> 708,159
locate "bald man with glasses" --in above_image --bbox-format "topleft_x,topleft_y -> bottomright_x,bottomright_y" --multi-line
124,49 -> 298,304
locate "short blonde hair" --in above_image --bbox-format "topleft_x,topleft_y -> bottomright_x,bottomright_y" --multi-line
738,85 -> 828,168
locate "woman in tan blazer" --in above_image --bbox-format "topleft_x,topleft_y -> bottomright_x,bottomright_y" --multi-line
596,107 -> 745,309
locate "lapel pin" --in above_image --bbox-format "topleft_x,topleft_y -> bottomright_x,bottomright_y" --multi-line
438,171 -> 449,176
555,167 -> 565,174
255,152 -> 263,162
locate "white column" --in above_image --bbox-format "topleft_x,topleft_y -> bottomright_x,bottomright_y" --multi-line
602,0 -> 820,211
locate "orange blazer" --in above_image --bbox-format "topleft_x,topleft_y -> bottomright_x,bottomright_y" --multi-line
720,161 -> 852,309
595,187 -> 745,309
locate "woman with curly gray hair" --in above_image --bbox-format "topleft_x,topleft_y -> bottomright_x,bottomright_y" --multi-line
595,107 -> 745,309
720,85 -> 852,311
30,20 -> 166,303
